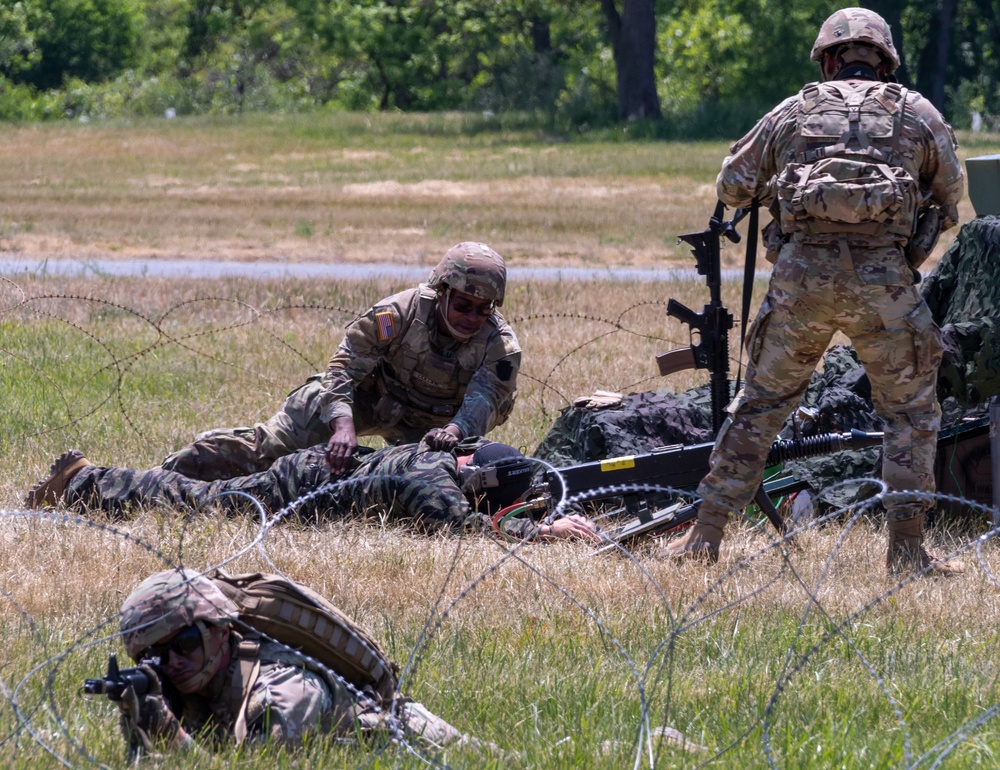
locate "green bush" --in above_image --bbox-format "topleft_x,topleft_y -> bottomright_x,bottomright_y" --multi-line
0,74 -> 66,120
18,0 -> 148,90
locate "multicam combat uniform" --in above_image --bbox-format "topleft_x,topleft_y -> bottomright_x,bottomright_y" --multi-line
66,438 -> 538,538
117,569 -> 471,752
161,285 -> 521,481
171,633 -> 342,745
161,634 -> 466,748
695,76 -> 963,524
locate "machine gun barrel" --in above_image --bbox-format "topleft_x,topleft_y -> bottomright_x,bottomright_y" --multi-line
547,429 -> 884,505
766,429 -> 882,465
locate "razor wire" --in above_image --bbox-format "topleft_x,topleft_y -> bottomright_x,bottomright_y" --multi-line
4,481 -> 1000,769
2,278 -> 1000,768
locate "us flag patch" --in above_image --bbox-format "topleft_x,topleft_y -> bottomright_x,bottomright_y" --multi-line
376,310 -> 396,341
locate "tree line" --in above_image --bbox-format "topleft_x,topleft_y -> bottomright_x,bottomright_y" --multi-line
0,0 -> 994,136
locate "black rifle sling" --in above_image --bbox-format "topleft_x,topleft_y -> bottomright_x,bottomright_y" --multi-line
734,200 -> 759,396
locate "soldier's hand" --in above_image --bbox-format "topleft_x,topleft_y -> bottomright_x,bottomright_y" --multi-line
537,514 -> 602,544
326,417 -> 359,474
423,426 -> 461,452
117,665 -> 183,754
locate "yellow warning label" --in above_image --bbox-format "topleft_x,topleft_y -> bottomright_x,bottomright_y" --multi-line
600,456 -> 636,472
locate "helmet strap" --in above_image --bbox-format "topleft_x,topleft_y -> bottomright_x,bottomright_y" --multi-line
436,288 -> 475,341
171,620 -> 228,694
458,461 -> 498,494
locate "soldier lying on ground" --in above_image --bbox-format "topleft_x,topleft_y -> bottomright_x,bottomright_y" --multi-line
161,242 -> 522,480
26,438 -> 600,543
113,568 -> 482,756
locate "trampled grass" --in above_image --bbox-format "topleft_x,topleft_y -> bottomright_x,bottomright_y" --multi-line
2,114 -> 1000,768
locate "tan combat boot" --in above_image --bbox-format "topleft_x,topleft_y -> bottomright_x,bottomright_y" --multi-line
886,515 -> 964,578
656,507 -> 728,563
25,449 -> 92,509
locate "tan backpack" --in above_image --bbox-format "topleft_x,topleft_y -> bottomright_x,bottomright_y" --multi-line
210,569 -> 399,707
775,79 -> 919,241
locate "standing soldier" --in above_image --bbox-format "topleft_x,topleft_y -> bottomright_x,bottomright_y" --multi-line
660,8 -> 965,575
161,242 -> 520,480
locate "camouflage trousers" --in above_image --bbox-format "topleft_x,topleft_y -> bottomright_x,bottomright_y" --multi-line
697,250 -> 942,523
67,445 -> 336,518
359,700 -> 482,750
161,375 -> 432,481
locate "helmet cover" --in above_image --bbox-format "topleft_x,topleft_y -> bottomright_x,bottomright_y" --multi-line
427,242 -> 507,306
120,568 -> 238,661
810,7 -> 900,73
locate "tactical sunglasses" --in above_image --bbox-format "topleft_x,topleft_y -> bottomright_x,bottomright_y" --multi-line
448,292 -> 494,317
145,624 -> 203,660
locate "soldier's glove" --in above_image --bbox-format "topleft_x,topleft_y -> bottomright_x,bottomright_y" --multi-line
423,427 -> 460,452
117,664 -> 182,756
572,390 -> 623,410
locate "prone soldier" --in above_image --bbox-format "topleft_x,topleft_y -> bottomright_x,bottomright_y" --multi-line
27,440 -> 599,543
100,568 -> 481,756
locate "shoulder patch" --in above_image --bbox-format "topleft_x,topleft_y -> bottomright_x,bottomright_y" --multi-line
496,359 -> 514,382
375,310 -> 396,342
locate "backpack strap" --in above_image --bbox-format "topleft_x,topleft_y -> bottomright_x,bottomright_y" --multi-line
230,635 -> 262,746
796,81 -> 906,166
212,570 -> 399,707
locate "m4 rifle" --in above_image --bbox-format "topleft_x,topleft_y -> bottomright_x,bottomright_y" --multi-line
83,653 -> 163,701
656,200 -> 748,431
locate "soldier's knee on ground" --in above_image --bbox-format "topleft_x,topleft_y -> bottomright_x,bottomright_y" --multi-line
161,428 -> 263,481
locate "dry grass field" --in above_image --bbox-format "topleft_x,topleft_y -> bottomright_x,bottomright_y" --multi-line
3,113 -> 1000,769
1,111 -> 995,270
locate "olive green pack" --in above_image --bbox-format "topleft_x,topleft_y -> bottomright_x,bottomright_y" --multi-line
211,569 -> 399,707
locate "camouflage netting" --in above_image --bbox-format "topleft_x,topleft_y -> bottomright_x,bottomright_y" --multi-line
925,216 -> 1000,408
535,217 -> 1000,512
533,387 -> 715,467
534,346 -> 883,509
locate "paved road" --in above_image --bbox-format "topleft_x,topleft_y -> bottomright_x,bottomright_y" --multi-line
0,257 -> 768,283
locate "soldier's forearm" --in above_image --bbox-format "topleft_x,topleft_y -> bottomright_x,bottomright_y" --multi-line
450,397 -> 496,439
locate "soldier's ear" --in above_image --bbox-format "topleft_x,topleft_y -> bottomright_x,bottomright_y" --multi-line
820,51 -> 837,81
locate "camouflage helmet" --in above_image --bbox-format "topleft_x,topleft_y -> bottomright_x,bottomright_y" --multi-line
427,242 -> 507,306
810,8 -> 900,73
120,568 -> 237,661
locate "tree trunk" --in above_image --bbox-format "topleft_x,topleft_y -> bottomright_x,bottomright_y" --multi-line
862,0 -> 907,85
930,0 -> 957,110
600,0 -> 661,121
914,0 -> 956,110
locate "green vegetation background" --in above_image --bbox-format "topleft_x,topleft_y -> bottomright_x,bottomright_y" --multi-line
1,0 -> 998,135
